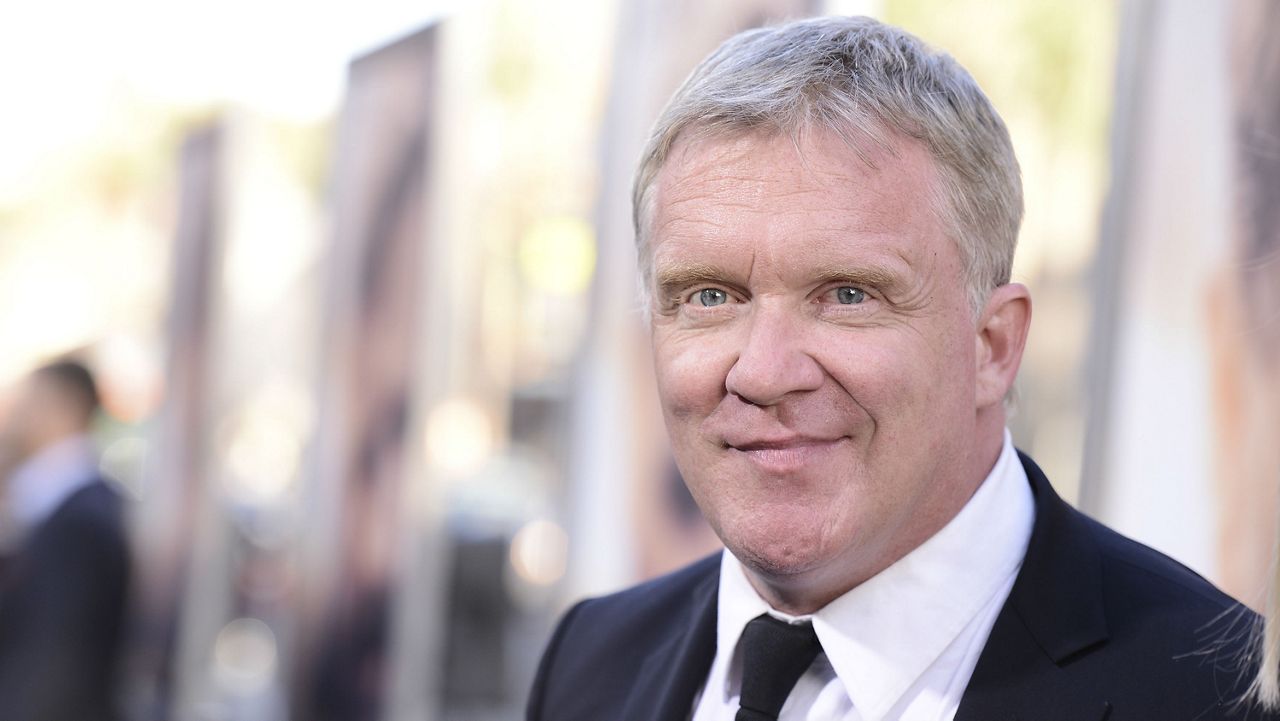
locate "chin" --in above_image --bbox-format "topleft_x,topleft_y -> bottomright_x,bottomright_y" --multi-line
721,515 -> 837,581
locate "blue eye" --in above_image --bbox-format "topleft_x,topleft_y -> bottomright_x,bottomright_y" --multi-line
697,288 -> 728,307
835,287 -> 866,305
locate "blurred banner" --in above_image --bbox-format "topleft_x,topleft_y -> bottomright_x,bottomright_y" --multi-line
1083,0 -> 1280,607
1214,0 -> 1280,604
298,25 -> 440,721
150,108 -> 324,719
130,123 -> 224,721
125,96 -> 326,717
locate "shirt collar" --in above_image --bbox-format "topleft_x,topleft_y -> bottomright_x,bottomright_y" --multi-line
6,433 -> 100,531
714,429 -> 1035,719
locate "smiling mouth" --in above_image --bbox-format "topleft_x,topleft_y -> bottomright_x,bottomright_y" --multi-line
726,437 -> 845,473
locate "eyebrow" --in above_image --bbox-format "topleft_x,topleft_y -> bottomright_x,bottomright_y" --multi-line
653,259 -> 907,300
653,262 -> 735,297
809,261 -> 906,292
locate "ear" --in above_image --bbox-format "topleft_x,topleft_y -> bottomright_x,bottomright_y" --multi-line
974,283 -> 1032,410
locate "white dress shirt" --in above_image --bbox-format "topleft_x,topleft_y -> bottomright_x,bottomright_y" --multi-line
5,434 -> 100,535
691,429 -> 1034,721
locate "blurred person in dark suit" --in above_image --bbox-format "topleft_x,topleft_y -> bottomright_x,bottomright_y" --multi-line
0,360 -> 131,721
529,16 -> 1272,721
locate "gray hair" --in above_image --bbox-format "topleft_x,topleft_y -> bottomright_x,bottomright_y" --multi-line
631,15 -> 1023,314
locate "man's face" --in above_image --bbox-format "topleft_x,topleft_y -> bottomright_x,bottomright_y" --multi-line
647,130 -> 991,603
0,378 -> 40,458
0,376 -> 64,459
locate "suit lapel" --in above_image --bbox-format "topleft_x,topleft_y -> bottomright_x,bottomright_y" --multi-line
955,452 -> 1112,721
621,568 -> 719,721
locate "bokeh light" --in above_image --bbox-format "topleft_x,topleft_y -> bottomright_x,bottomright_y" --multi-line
212,617 -> 278,696
518,215 -> 597,297
510,518 -> 569,587
425,397 -> 495,476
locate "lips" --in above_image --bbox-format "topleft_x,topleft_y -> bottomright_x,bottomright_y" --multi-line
724,435 -> 846,473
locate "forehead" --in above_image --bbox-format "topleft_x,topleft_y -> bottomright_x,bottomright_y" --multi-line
648,128 -> 947,275
659,125 -> 933,192
26,372 -> 82,403
28,372 -> 61,395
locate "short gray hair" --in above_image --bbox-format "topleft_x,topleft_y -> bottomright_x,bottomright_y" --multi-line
632,15 -> 1023,314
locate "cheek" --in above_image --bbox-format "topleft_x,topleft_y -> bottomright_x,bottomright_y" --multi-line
931,322 -> 979,397
810,334 -> 912,406
810,325 -> 971,419
652,331 -> 735,420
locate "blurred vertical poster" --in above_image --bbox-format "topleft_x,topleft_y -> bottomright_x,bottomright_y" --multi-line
130,124 -> 223,719
1211,0 -> 1280,604
1085,0 -> 1280,605
293,26 -> 439,721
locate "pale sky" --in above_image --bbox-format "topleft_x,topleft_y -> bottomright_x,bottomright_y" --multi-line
0,1 -> 446,201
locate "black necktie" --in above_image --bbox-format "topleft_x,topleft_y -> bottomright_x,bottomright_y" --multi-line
735,613 -> 823,721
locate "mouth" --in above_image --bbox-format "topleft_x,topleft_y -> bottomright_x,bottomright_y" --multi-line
725,436 -> 846,474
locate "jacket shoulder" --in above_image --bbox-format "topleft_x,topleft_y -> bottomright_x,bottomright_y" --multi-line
527,553 -> 720,721
1072,508 -> 1262,717
984,453 -> 1268,719
1089,511 -> 1257,660
1083,510 -> 1245,615
31,480 -> 128,558
571,552 -> 720,624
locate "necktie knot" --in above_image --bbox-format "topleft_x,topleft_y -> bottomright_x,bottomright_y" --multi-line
735,613 -> 823,721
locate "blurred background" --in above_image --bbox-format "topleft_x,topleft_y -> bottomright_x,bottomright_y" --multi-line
0,0 -> 1276,719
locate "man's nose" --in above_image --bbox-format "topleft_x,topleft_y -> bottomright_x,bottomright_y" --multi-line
724,307 -> 824,406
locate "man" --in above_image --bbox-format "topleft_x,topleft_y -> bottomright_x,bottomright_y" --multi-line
0,360 -> 131,721
529,16 -> 1270,721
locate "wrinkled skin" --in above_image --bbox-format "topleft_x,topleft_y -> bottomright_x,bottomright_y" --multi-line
646,129 -> 1030,613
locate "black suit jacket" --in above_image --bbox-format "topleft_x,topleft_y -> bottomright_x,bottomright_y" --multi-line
0,479 -> 131,721
529,453 -> 1273,720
